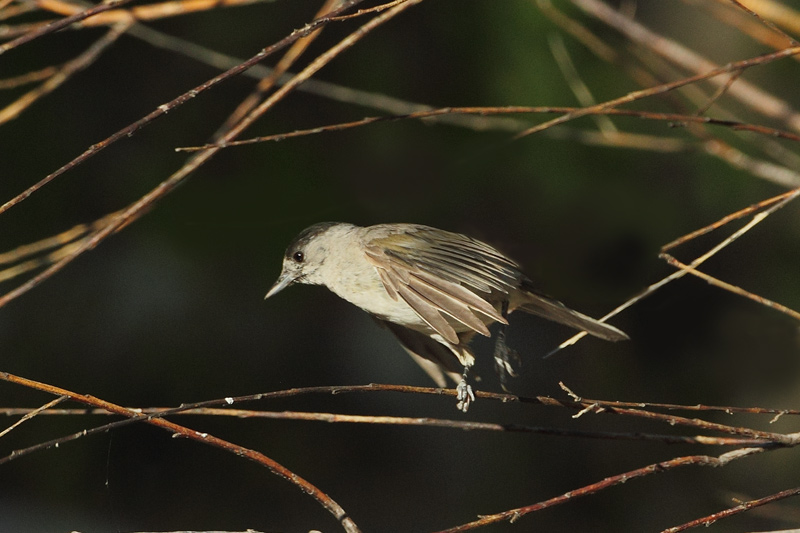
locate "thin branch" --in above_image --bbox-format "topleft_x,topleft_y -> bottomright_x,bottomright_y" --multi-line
0,371 -> 361,533
662,485 -> 800,532
548,32 -> 617,134
0,405 -> 773,447
434,448 -> 766,532
514,43 -> 800,139
0,19 -> 133,125
569,0 -> 800,132
0,396 -> 67,438
212,0 -> 342,138
35,0 -> 273,25
0,66 -> 59,89
0,0 -> 421,310
176,105 -> 800,152
0,0 -> 137,54
730,2 -> 798,46
5,382 -> 797,446
551,186 -> 800,353
725,0 -> 800,40
0,0 -> 365,217
661,252 -> 800,321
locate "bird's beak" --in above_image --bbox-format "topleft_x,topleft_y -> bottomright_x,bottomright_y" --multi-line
265,271 -> 295,299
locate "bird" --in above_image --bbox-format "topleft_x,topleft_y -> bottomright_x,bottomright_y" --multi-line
265,222 -> 628,411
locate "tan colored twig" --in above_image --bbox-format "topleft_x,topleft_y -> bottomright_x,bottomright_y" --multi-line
3,378 -> 798,531
213,0 -> 342,138
737,0 -> 800,35
0,0 -> 136,54
539,0 -> 800,181
35,0 -> 271,25
548,31 -> 617,134
692,0 -> 800,52
0,210 -> 120,266
514,43 -> 800,140
551,187 -> 800,353
0,371 -> 362,533
0,66 -> 59,89
0,18 -> 132,125
0,396 -> 67,439
569,0 -> 800,133
661,252 -> 800,321
726,0 -> 799,46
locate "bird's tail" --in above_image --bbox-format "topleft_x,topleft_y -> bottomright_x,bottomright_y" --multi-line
516,280 -> 628,342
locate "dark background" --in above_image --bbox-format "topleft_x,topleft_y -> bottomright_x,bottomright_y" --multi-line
2,1 -> 800,531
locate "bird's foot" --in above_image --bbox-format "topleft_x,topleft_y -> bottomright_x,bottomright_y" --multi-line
493,339 -> 521,390
456,378 -> 475,412
493,302 -> 521,390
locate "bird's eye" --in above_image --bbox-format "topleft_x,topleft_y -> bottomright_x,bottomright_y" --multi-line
292,251 -> 305,263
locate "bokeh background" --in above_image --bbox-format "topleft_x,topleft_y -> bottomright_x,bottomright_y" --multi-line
2,0 -> 800,531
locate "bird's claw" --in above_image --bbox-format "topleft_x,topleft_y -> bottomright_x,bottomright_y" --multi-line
456,379 -> 475,412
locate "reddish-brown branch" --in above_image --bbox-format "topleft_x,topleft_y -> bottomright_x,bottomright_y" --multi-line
0,405 -> 774,447
176,105 -> 800,152
434,448 -> 765,532
663,485 -> 800,532
0,371 -> 361,533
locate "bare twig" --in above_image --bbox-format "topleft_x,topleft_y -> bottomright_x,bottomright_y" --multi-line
434,448 -> 766,532
176,105 -> 800,152
569,0 -> 800,132
0,0 -> 136,54
661,252 -> 800,321
212,0 -> 342,138
35,0 -> 272,25
0,396 -> 67,438
662,485 -> 800,532
551,187 -> 800,353
0,19 -> 133,125
0,0 -> 366,218
0,372 -> 361,533
726,0 -> 799,46
0,0 -> 423,310
0,66 -> 59,89
0,404 -> 774,447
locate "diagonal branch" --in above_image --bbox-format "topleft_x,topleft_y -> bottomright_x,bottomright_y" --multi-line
434,448 -> 766,532
0,371 -> 361,533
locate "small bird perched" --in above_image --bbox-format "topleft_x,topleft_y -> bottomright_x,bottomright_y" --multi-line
266,222 -> 627,411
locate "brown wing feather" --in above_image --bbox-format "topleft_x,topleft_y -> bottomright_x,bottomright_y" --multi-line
364,226 -> 517,341
394,284 -> 460,343
406,274 -> 492,337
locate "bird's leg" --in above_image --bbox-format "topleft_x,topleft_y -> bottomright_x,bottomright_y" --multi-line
493,300 -> 521,391
456,364 -> 475,412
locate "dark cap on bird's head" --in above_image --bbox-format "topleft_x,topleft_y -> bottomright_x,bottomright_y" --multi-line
265,222 -> 352,299
283,222 -> 340,260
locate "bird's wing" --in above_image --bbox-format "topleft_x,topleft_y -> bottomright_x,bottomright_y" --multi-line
363,226 -> 520,344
